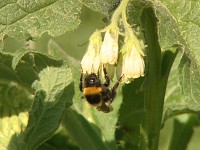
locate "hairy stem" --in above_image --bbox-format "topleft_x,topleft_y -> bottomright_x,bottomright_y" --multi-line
140,7 -> 177,150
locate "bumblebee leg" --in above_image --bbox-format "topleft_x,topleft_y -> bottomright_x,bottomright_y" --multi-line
97,66 -> 100,78
97,101 -> 113,113
111,76 -> 123,102
103,65 -> 110,87
79,68 -> 83,92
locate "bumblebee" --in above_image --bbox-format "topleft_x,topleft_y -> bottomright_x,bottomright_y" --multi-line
79,66 -> 122,113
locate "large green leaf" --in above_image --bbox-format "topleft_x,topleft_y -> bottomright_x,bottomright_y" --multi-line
156,0 -> 200,54
8,66 -> 74,150
153,0 -> 200,121
0,0 -> 82,40
164,51 -> 200,122
0,50 -> 74,149
47,39 -> 82,109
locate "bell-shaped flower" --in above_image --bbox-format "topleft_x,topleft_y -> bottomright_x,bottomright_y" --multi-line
117,37 -> 145,83
100,25 -> 119,65
81,32 -> 102,74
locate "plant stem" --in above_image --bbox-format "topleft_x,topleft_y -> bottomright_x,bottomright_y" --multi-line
140,7 -> 162,150
140,7 -> 177,150
111,0 -> 129,24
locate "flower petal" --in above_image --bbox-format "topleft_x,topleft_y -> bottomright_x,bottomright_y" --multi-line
100,28 -> 119,64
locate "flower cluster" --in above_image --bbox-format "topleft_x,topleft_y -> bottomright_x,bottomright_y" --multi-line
81,0 -> 145,83
81,24 -> 120,77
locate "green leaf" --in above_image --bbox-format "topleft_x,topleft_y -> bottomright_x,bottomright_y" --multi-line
169,115 -> 199,150
153,1 -> 184,50
0,50 -> 64,87
179,54 -> 200,107
156,0 -> 200,54
32,66 -> 73,104
163,50 -> 200,122
62,108 -> 108,150
8,66 -> 74,150
81,0 -> 115,15
0,83 -> 32,150
0,0 -> 81,40
89,85 -> 122,150
0,52 -> 22,83
37,128 -> 79,150
126,1 -> 150,26
47,39 -> 82,108
0,50 -> 73,149
151,0 -> 200,121
15,50 -> 63,87
116,79 -> 144,150
12,49 -> 29,70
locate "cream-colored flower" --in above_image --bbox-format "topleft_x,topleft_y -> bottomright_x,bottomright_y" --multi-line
118,38 -> 145,83
81,32 -> 102,74
100,25 -> 119,65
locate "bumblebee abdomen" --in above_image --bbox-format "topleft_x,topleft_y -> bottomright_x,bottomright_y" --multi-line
85,94 -> 101,105
83,87 -> 102,105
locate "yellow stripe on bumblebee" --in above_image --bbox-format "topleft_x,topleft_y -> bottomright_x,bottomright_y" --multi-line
83,87 -> 102,95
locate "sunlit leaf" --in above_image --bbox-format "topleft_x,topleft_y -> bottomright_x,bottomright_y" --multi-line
0,50 -> 73,149
157,0 -> 200,121
47,39 -> 82,109
0,83 -> 32,150
9,66 -> 74,150
0,0 -> 82,40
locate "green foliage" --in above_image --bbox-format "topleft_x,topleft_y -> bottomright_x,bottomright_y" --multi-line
0,0 -> 81,40
81,0 -> 114,15
1,0 -> 200,150
169,114 -> 199,150
62,108 -> 108,150
0,50 -> 74,150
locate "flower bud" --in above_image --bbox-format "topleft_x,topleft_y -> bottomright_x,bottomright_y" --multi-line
100,25 -> 119,65
81,32 -> 102,74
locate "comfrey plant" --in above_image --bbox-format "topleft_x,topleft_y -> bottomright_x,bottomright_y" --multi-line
81,0 -> 145,83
